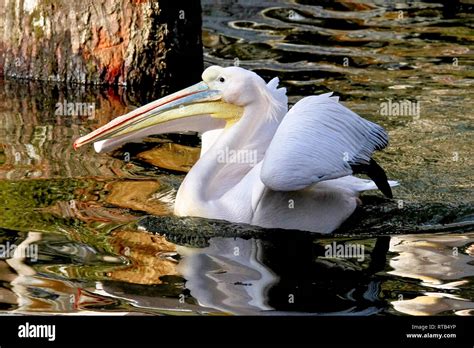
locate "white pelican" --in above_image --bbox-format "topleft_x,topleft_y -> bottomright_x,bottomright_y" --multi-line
74,66 -> 397,233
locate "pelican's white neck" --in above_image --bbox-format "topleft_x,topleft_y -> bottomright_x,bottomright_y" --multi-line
174,91 -> 287,218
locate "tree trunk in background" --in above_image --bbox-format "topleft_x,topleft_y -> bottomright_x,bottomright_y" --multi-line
0,0 -> 203,92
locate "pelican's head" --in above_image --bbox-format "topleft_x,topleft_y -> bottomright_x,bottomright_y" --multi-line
202,66 -> 268,107
73,66 -> 273,152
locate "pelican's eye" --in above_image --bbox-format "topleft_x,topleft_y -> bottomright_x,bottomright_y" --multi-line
218,76 -> 225,83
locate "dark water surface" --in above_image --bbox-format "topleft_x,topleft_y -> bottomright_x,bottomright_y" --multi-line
0,0 -> 473,315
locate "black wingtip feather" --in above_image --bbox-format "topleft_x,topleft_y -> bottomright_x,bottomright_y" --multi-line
351,159 -> 393,198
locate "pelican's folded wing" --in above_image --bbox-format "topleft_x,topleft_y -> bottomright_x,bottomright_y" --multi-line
260,93 -> 388,191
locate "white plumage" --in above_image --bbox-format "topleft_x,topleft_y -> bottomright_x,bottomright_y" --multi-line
74,66 -> 398,233
261,93 -> 388,191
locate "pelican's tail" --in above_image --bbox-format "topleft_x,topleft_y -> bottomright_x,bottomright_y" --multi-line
351,178 -> 399,193
329,175 -> 399,195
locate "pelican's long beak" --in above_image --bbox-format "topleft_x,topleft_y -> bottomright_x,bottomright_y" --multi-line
73,81 -> 243,152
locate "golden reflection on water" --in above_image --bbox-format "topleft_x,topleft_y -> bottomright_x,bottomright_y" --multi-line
137,143 -> 200,173
105,180 -> 174,216
0,81 -> 134,180
107,230 -> 178,285
389,233 -> 474,315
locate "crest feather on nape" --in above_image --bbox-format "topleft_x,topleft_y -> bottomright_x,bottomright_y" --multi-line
267,77 -> 279,90
257,77 -> 288,122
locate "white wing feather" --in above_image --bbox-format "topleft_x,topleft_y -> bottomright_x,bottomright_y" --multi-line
260,93 -> 388,191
